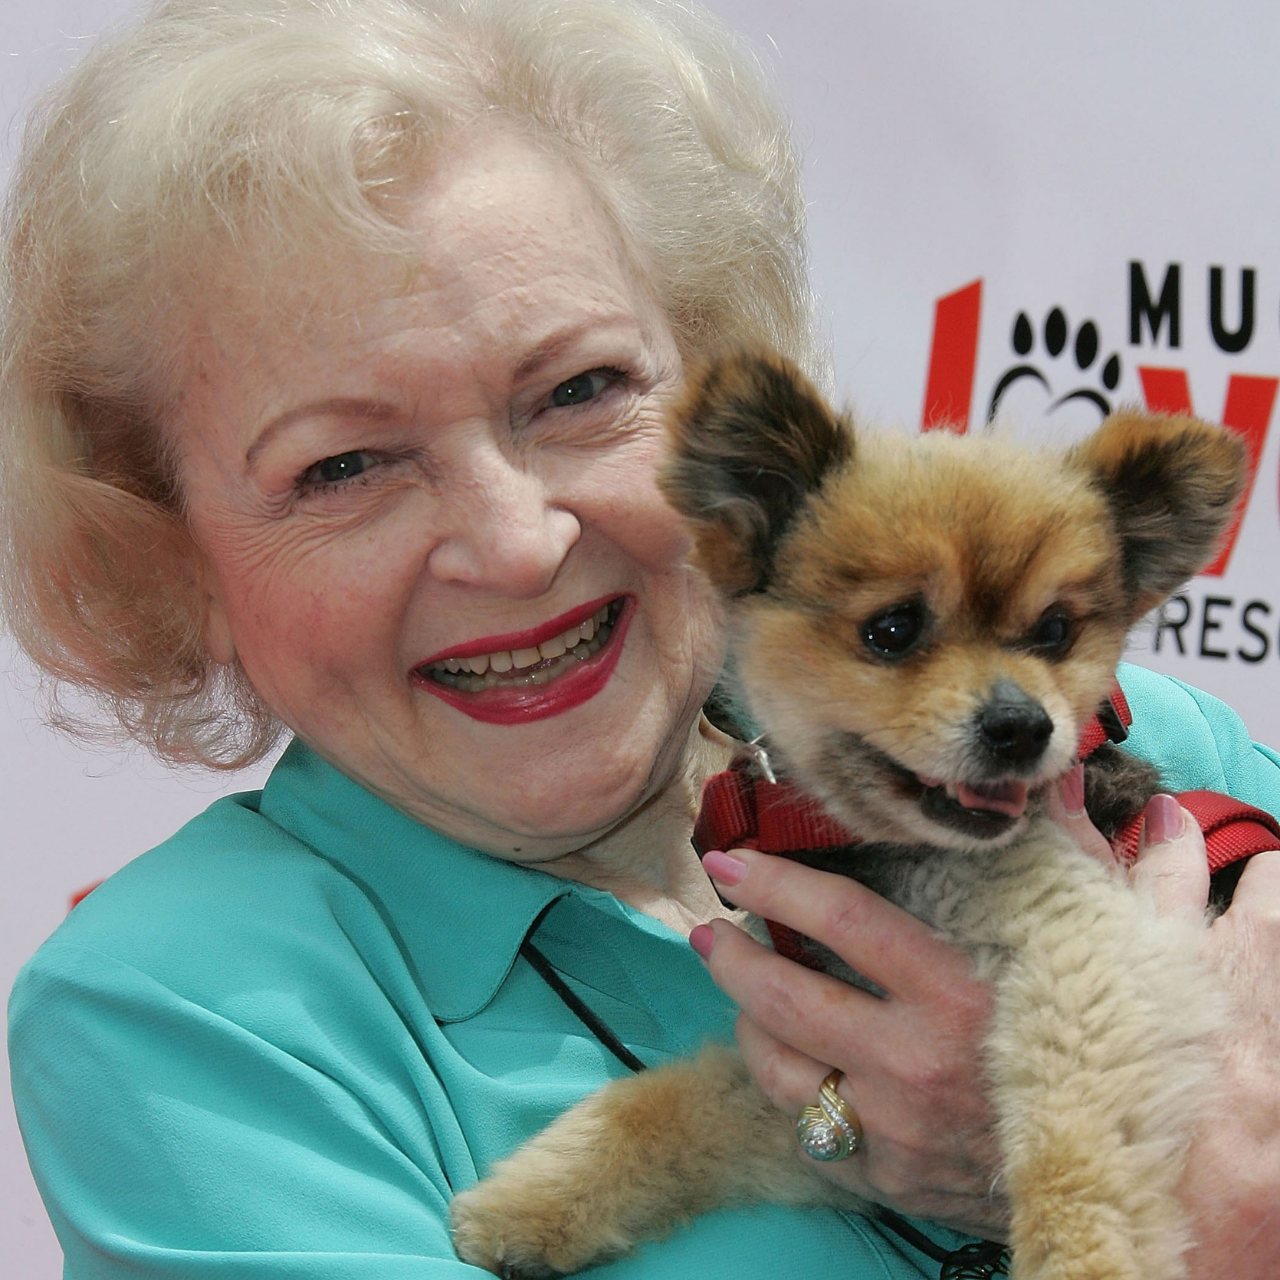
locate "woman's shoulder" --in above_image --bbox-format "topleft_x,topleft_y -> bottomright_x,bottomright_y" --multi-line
9,786 -> 392,1037
1117,661 -> 1280,812
7,777 -> 448,1172
6,787 -> 465,1277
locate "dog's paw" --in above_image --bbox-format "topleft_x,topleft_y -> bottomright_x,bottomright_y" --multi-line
451,1161 -> 632,1278
450,1048 -> 766,1275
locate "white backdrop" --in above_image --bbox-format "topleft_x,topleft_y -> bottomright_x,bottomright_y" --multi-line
5,2 -> 1280,1274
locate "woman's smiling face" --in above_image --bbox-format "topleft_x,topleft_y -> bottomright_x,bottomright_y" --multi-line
176,130 -> 725,857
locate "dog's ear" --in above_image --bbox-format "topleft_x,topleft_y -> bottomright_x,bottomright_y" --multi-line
1070,411 -> 1246,617
659,349 -> 851,596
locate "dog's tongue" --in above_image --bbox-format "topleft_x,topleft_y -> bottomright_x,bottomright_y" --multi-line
949,779 -> 1031,818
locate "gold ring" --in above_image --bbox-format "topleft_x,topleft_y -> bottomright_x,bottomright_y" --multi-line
795,1069 -> 863,1162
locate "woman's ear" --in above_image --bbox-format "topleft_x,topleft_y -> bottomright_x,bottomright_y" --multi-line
201,571 -> 237,666
1070,410 -> 1246,618
658,348 -> 852,597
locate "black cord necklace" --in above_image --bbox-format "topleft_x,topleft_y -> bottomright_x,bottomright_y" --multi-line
873,1208 -> 1010,1279
518,926 -> 1010,1280
520,935 -> 647,1073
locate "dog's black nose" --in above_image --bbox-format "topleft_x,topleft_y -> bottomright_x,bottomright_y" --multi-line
977,680 -> 1053,766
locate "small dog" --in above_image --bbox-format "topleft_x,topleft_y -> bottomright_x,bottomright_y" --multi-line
451,350 -> 1246,1280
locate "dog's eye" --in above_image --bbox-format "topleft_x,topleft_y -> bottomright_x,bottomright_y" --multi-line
862,600 -> 928,660
1027,607 -> 1073,656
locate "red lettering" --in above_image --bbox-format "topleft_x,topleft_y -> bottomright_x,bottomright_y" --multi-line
922,280 -> 982,433
1137,366 -> 1192,414
1207,375 -> 1278,574
1137,366 -> 1278,576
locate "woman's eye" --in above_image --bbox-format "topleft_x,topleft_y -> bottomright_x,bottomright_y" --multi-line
549,369 -> 617,408
300,450 -> 377,489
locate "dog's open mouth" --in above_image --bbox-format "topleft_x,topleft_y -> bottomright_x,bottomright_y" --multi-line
934,777 -> 1031,819
839,735 -> 1041,843
915,773 -> 1031,839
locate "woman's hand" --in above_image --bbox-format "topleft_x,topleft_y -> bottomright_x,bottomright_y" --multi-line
691,847 -> 1007,1238
691,768 -> 1280,1260
1048,787 -> 1280,1276
1126,802 -> 1280,1280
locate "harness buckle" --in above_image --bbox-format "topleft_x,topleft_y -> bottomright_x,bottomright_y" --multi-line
734,735 -> 777,785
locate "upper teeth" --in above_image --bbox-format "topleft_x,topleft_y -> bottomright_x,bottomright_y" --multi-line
428,604 -> 611,675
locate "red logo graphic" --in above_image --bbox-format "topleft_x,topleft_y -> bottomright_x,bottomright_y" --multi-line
922,279 -> 1279,576
922,280 -> 983,433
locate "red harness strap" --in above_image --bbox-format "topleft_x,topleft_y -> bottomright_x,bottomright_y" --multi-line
692,771 -> 851,865
693,687 -> 1277,968
691,767 -> 852,968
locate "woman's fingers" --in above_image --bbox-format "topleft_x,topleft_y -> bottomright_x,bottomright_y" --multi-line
1172,849 -> 1280,1279
734,1005 -> 831,1115
735,1008 -> 1007,1237
1129,795 -> 1211,922
691,914 -> 886,1070
732,1001 -> 984,1175
699,846 -> 974,1002
692,909 -> 989,1127
1044,763 -> 1115,864
692,852 -> 1006,1235
1228,848 -> 1280,919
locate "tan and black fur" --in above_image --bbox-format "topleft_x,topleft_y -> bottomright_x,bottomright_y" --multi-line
451,350 -> 1247,1280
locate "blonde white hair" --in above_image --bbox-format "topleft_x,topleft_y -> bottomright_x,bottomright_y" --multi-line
0,0 -> 821,767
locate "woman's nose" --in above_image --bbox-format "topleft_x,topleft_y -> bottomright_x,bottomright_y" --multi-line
425,456 -> 581,597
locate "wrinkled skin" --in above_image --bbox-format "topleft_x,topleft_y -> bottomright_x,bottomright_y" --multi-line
177,128 -> 727,923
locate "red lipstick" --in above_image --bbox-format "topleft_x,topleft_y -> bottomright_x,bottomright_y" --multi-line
411,595 -> 633,726
419,593 -> 619,665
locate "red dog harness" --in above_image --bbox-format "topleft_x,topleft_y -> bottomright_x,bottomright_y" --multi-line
692,687 -> 1280,967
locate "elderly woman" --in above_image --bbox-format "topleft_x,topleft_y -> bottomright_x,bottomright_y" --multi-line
4,1 -> 1279,1277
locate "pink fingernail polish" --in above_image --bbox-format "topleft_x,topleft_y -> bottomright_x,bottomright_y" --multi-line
1059,764 -> 1085,816
689,924 -> 715,959
702,850 -> 747,886
1143,793 -> 1182,846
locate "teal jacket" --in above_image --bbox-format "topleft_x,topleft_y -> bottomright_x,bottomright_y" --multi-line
10,665 -> 1280,1279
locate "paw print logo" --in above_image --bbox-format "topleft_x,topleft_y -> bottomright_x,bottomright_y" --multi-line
987,307 -> 1122,426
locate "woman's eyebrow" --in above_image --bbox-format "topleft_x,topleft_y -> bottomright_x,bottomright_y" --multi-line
512,315 -> 638,382
244,316 -> 642,471
245,398 -> 399,471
